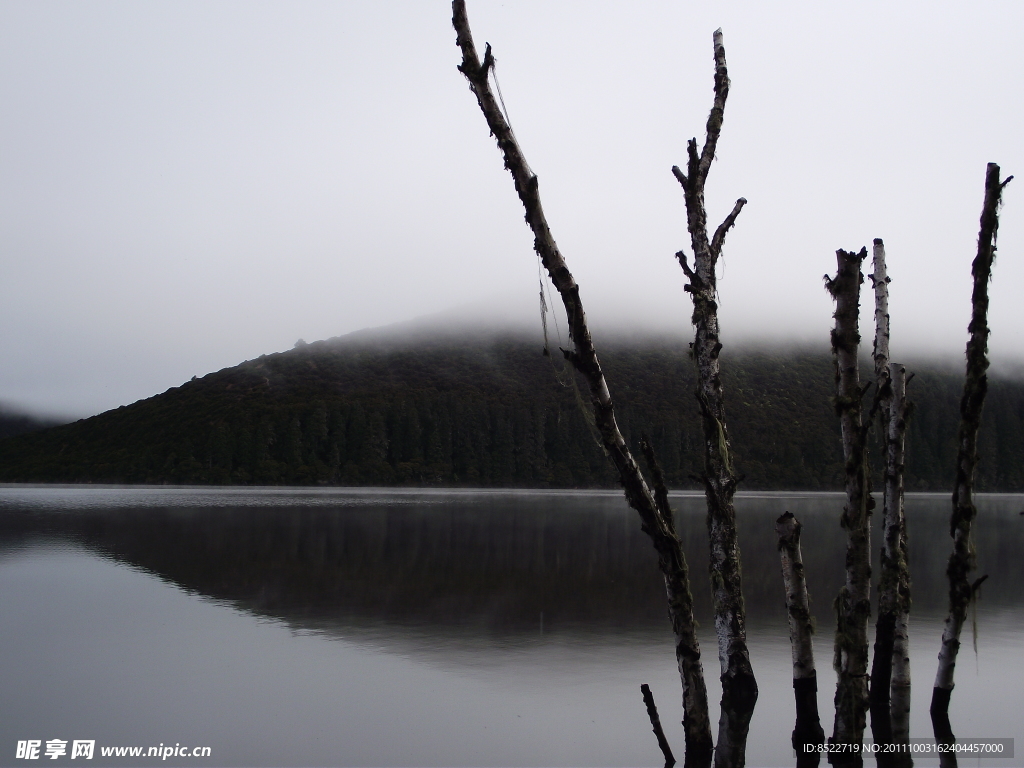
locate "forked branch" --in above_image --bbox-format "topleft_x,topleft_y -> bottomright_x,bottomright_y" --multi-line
671,27 -> 756,768
711,198 -> 748,256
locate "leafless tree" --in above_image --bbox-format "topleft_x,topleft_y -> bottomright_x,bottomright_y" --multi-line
452,2 -> 714,762
931,163 -> 1013,721
670,32 -> 758,755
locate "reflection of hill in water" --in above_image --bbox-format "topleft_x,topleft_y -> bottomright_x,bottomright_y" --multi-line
3,492 -> 1022,638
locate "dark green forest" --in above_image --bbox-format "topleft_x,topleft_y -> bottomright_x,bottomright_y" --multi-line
2,331 -> 1023,490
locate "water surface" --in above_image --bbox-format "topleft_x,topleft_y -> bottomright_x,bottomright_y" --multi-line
1,487 -> 1021,766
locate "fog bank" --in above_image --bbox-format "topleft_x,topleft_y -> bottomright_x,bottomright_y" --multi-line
2,1 -> 1020,417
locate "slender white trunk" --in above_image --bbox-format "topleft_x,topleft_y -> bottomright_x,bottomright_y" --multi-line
824,248 -> 873,767
777,512 -> 816,679
871,239 -> 890,385
867,239 -> 914,759
777,511 -> 824,757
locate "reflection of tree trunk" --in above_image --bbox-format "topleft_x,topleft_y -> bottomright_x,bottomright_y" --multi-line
931,163 -> 1013,716
451,3 -> 713,762
670,31 -> 757,767
824,247 -> 873,767
776,512 -> 823,768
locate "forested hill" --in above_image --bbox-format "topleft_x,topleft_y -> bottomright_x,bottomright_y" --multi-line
2,330 -> 1023,490
0,407 -> 67,440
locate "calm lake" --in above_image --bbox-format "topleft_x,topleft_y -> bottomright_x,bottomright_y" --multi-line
1,487 -> 1022,767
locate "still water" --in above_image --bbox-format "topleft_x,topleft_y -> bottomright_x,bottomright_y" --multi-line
1,487 -> 1022,767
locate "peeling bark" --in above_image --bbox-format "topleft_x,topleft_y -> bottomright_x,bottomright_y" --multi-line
931,163 -> 1013,714
452,2 -> 713,762
670,31 -> 757,758
824,247 -> 873,766
776,512 -> 823,767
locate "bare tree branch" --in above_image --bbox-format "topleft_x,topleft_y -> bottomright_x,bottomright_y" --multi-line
453,1 -> 713,761
641,684 -> 677,768
696,29 -> 730,188
686,139 -> 701,185
710,198 -> 747,256
675,250 -> 700,287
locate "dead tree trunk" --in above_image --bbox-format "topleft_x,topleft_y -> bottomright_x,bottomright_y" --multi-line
866,241 -> 913,764
886,365 -> 913,768
824,247 -> 873,766
670,31 -> 757,752
868,243 -> 894,722
931,162 -> 1013,716
867,240 -> 913,766
452,2 -> 714,762
776,512 -> 824,768
870,239 -> 891,387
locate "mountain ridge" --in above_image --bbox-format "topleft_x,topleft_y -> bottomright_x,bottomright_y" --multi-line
2,329 -> 1023,490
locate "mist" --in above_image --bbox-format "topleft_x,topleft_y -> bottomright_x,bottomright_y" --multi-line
1,0 -> 1021,418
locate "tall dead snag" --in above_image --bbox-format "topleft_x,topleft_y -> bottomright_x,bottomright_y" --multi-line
867,240 -> 913,766
931,163 -> 1013,716
670,31 -> 757,744
823,247 -> 873,765
452,2 -> 714,762
776,512 -> 824,768
870,245 -> 912,765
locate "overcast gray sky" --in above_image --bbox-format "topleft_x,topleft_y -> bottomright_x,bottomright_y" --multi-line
2,0 -> 1021,418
